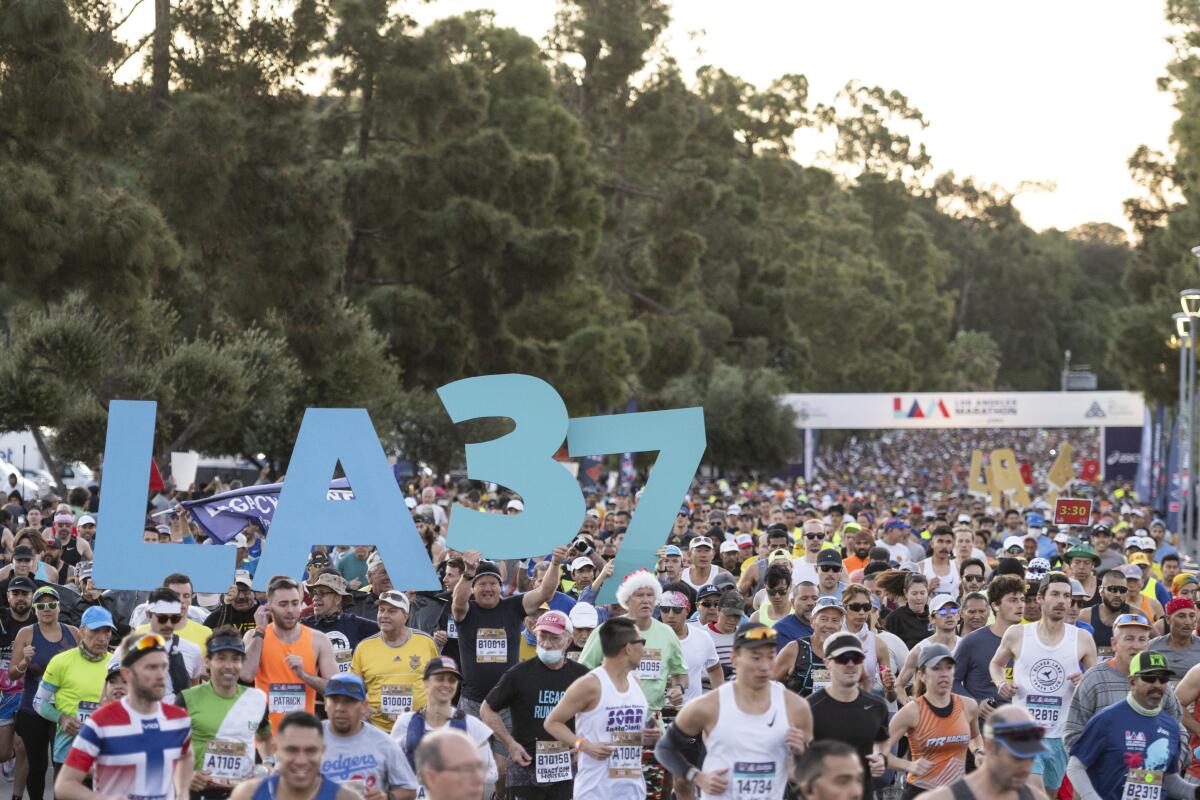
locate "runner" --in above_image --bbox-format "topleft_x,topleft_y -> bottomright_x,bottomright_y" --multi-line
884,573 -> 932,651
351,589 -> 438,731
413,729 -> 489,800
566,603 -> 597,660
1066,651 -> 1190,800
919,526 -> 959,599
990,571 -> 1097,794
805,633 -> 889,800
114,587 -> 205,703
896,596 -> 961,704
953,574 -> 1024,713
481,610 -> 588,800
1064,545 -> 1100,604
1148,597 -> 1200,676
229,711 -> 354,800
790,741 -> 864,800
242,576 -> 338,730
655,622 -> 812,800
770,581 -> 817,653
55,632 -> 194,800
10,584 -> 77,800
133,574 -> 214,649
654,591 -> 723,704
885,643 -> 983,800
755,564 -> 794,627
320,673 -> 417,798
0,576 -> 34,769
841,583 -> 895,699
1078,568 -> 1134,657
34,606 -> 114,772
392,657 -> 495,799
912,705 -> 1048,800
959,592 -> 989,636
202,571 -> 262,633
544,617 -> 653,800
773,596 -> 845,696
179,627 -> 271,800
792,520 -> 829,585
681,537 -> 727,591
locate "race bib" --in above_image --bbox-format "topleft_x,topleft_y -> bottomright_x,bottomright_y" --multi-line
810,668 -> 831,690
1122,768 -> 1163,800
203,739 -> 250,785
334,648 -> 353,674
1025,694 -> 1063,727
733,761 -> 776,800
75,701 -> 99,724
535,740 -> 571,784
476,628 -> 508,663
269,682 -> 306,714
607,731 -> 642,779
381,684 -> 414,718
446,618 -> 458,640
637,648 -> 663,681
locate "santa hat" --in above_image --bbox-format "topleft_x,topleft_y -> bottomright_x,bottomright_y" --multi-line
615,569 -> 662,610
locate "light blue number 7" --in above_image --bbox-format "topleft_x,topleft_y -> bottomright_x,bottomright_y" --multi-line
437,375 -> 585,558
568,408 -> 706,604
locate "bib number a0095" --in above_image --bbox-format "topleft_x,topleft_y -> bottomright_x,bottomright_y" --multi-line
636,648 -> 663,681
1122,768 -> 1162,800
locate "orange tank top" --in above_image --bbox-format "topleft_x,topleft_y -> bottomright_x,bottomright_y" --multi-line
257,624 -> 317,728
905,694 -> 970,789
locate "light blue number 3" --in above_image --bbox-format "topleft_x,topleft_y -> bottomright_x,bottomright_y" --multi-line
568,408 -> 706,604
437,375 -> 585,558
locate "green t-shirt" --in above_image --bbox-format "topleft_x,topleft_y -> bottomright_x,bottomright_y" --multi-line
41,648 -> 108,762
180,683 -> 271,775
578,616 -> 687,713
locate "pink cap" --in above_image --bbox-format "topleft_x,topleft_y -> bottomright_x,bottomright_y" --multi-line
534,610 -> 572,635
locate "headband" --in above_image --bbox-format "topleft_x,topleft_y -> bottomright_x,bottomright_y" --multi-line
147,600 -> 182,615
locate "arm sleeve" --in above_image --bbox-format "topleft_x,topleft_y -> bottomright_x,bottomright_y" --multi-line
1066,756 -> 1103,800
654,723 -> 702,778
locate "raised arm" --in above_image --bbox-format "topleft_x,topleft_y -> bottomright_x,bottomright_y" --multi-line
522,547 -> 568,614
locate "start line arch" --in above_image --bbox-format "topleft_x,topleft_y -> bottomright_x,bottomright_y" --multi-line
780,390 -> 1147,482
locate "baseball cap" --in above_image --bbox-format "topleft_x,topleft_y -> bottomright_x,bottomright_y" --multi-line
308,572 -> 349,596
816,549 -> 842,567
929,595 -> 959,613
1114,612 -> 1152,630
569,556 -> 595,572
81,606 -> 115,631
77,515 -> 96,527
824,633 -> 865,660
378,590 -> 410,612
233,570 -> 253,588
658,591 -> 691,610
768,548 -> 792,563
569,603 -> 599,630
732,622 -> 777,650
718,591 -> 745,615
12,545 -> 33,561
986,720 -> 1049,759
1119,564 -> 1144,580
506,499 -> 524,512
33,586 -> 58,600
1130,650 -> 1176,678
423,656 -> 462,680
812,596 -> 845,617
1069,578 -> 1087,598
1027,512 -> 1045,529
662,545 -> 683,558
1002,536 -> 1025,553
917,642 -> 957,669
7,577 -> 35,592
956,513 -> 972,524
534,610 -> 572,635
324,674 -> 367,701
719,540 -> 739,554
689,536 -> 714,550
1054,532 -> 1070,544
696,584 -> 722,601
208,629 -> 247,655
1129,552 -> 1152,567
734,533 -> 754,549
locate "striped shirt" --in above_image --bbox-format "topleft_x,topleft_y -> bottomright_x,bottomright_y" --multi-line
64,697 -> 191,800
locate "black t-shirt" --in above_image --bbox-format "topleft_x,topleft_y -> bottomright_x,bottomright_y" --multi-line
809,689 -> 889,799
485,657 -> 589,751
883,606 -> 931,651
456,595 -> 527,701
203,604 -> 260,633
0,612 -> 26,669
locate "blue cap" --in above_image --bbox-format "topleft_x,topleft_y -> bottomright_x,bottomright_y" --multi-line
1027,512 -> 1045,528
324,674 -> 367,701
696,584 -> 722,600
662,545 -> 683,558
81,606 -> 115,631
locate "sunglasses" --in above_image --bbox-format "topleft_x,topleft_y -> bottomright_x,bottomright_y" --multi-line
1137,674 -> 1171,685
659,607 -> 685,614
132,633 -> 166,653
831,653 -> 865,665
845,602 -> 872,613
935,607 -> 959,617
627,637 -> 647,647
154,614 -> 182,625
963,574 -> 985,582
818,565 -> 840,573
1104,585 -> 1129,593
33,602 -> 58,611
804,533 -> 825,540
699,601 -> 718,608
1071,600 -> 1085,609
741,627 -> 777,642
766,588 -> 790,597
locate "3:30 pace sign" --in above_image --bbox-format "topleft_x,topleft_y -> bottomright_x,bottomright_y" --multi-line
93,375 -> 706,604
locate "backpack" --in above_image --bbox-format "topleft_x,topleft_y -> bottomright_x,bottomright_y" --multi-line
402,708 -> 470,769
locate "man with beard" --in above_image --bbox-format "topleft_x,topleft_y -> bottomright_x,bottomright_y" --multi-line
303,572 -> 378,675
242,577 -> 338,729
481,610 -> 588,800
319,674 -> 416,798
919,526 -> 960,600
0,575 -> 34,761
56,632 -> 194,800
203,571 -> 262,634
1079,568 -> 1135,657
1066,651 -> 1191,800
991,572 -> 1098,796
180,627 -> 271,800
842,528 -> 874,576
718,541 -> 742,574
114,588 -> 205,704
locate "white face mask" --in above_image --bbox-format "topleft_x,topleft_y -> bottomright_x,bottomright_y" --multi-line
536,646 -> 563,666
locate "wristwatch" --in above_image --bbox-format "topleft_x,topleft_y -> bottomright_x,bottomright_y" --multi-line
685,767 -> 699,783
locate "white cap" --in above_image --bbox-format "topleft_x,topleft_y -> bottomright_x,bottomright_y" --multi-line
569,602 -> 599,630
506,499 -> 525,512
234,570 -> 253,587
1054,532 -> 1071,544
957,514 -> 971,524
586,508 -> 600,518
719,540 -> 739,554
225,533 -> 248,548
569,556 -> 594,572
404,497 -> 417,510
77,515 -> 96,527
1069,578 -> 1086,597
1002,535 -> 1026,552
930,595 -> 959,613
727,504 -> 741,516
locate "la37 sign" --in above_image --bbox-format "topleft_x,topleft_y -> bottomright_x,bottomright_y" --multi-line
94,374 -> 706,604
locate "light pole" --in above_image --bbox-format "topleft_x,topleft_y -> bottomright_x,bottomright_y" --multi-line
1182,288 -> 1200,556
1175,311 -> 1191,555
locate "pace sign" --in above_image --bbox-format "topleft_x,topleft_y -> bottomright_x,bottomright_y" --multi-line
93,374 -> 706,604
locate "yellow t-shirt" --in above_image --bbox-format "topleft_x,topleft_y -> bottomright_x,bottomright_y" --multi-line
136,620 -> 213,656
350,630 -> 438,732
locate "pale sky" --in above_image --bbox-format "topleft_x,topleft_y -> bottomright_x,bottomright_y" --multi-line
409,0 -> 1179,234
114,1 -> 1179,234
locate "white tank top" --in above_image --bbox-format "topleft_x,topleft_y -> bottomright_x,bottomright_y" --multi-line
849,626 -> 881,691
921,558 -> 959,599
700,681 -> 790,800
683,564 -> 719,591
573,667 -> 649,800
1013,622 -> 1079,738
